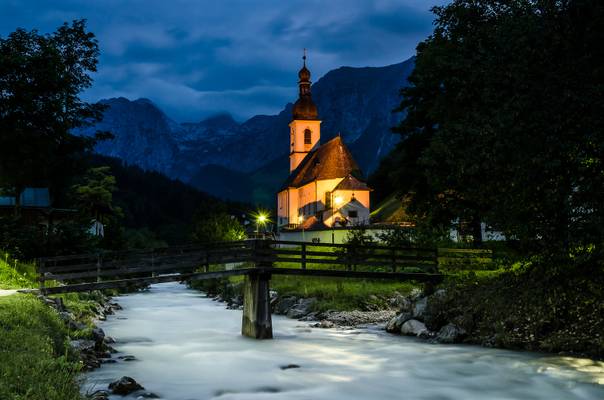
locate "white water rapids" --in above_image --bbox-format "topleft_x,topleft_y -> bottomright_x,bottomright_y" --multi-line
84,282 -> 604,400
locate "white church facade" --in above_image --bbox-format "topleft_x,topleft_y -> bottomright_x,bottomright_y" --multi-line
277,55 -> 371,231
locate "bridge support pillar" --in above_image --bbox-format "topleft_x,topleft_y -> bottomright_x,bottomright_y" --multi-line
241,271 -> 272,339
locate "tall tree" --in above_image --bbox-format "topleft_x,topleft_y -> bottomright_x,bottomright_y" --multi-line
71,166 -> 121,232
389,0 -> 604,258
0,20 -> 106,213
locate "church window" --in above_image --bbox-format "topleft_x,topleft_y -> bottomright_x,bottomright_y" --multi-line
348,210 -> 358,218
304,129 -> 312,144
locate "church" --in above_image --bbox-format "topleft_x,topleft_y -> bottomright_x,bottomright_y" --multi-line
277,55 -> 371,230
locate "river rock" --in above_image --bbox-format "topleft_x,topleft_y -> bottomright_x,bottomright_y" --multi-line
323,310 -> 396,326
313,320 -> 335,328
70,339 -> 96,352
412,297 -> 428,320
274,296 -> 298,315
287,298 -> 317,319
385,312 -> 412,333
109,376 -> 144,395
436,323 -> 466,343
400,319 -> 428,337
136,392 -> 160,399
60,311 -> 87,330
89,390 -> 110,400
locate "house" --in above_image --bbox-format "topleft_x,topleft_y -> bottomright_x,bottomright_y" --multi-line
277,55 -> 372,230
0,187 -> 82,232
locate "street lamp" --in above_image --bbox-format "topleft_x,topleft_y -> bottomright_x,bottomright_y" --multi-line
256,213 -> 267,238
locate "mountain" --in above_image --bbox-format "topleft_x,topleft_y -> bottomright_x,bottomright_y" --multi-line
79,57 -> 415,205
77,98 -> 179,176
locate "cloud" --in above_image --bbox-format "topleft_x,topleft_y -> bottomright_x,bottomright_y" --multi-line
0,0 -> 446,122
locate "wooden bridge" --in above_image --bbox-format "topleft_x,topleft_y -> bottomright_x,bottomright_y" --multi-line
35,239 -> 450,339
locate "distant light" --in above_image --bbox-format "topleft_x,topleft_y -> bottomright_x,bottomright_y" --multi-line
334,195 -> 344,206
257,214 -> 267,224
298,215 -> 304,223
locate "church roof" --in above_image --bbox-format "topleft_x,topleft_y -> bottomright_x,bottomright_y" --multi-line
333,174 -> 371,191
300,215 -> 329,230
281,136 -> 365,190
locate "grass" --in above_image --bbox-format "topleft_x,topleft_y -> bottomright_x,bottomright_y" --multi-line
0,254 -> 37,289
0,294 -> 83,400
271,276 -> 417,311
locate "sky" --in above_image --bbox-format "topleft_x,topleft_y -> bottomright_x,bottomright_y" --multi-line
0,0 -> 446,122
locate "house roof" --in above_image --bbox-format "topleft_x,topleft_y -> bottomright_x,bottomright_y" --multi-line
281,136 -> 365,190
0,188 -> 50,208
333,174 -> 370,191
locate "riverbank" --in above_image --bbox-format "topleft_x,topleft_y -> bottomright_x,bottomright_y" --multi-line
190,276 -> 413,328
0,294 -> 81,400
385,262 -> 604,360
0,289 -> 122,400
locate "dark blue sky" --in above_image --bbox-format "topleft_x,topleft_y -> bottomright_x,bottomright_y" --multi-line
0,0 -> 446,122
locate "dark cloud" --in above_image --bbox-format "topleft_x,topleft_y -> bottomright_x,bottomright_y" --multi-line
0,0 -> 447,122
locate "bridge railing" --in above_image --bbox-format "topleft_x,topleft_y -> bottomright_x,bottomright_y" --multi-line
258,240 -> 438,273
35,239 -> 444,293
36,241 -> 255,289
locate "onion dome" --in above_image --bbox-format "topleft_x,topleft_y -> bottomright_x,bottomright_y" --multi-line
298,64 -> 311,82
293,96 -> 318,120
292,50 -> 318,120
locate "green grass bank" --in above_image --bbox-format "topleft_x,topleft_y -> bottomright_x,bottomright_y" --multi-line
0,295 -> 83,400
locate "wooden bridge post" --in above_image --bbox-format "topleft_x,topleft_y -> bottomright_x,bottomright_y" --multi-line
241,240 -> 273,339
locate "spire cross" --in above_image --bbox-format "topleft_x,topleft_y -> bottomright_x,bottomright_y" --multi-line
303,48 -> 307,64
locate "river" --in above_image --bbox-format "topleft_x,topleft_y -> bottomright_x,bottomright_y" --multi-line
84,282 -> 604,400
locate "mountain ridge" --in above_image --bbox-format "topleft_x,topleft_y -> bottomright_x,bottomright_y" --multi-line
77,57 -> 415,204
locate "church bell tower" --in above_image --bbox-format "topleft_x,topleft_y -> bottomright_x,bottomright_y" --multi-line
289,50 -> 321,172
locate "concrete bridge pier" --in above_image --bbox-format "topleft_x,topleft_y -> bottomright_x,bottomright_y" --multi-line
241,270 -> 273,339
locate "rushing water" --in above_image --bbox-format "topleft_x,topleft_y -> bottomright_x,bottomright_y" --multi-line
84,282 -> 604,400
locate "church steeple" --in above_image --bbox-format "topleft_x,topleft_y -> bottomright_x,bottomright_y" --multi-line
289,50 -> 322,172
292,49 -> 318,120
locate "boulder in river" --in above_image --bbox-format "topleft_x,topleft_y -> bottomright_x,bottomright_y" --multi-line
412,297 -> 428,320
273,296 -> 298,315
286,298 -> 317,319
385,312 -> 412,333
109,376 -> 144,395
313,320 -> 335,329
436,323 -> 466,343
89,389 -> 110,400
400,319 -> 429,337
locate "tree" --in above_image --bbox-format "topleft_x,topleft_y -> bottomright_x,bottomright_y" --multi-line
388,0 -> 604,259
0,20 -> 106,214
191,212 -> 245,243
71,166 -> 121,232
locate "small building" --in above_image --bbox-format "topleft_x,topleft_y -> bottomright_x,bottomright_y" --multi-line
277,55 -> 371,230
0,188 -> 76,230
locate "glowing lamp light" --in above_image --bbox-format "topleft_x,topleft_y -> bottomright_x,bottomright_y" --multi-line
334,195 -> 344,206
298,215 -> 304,224
257,214 -> 267,224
